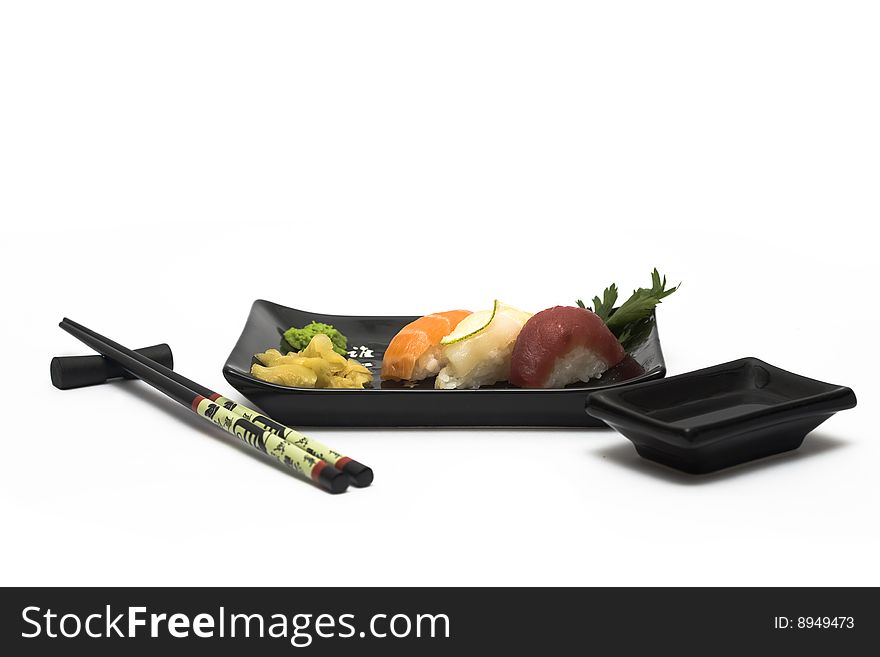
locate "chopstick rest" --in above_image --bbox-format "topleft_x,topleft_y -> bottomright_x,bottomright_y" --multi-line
50,344 -> 173,390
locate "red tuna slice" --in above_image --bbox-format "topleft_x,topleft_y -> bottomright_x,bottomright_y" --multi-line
509,306 -> 626,388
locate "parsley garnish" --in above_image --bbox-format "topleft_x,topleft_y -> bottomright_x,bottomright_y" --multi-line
577,269 -> 679,349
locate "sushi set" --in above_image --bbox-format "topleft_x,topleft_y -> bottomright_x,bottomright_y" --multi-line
51,269 -> 857,488
222,300 -> 665,427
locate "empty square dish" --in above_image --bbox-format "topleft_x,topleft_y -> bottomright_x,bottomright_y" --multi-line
586,358 -> 856,474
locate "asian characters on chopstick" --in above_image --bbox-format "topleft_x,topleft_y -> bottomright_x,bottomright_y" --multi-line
194,397 -> 323,477
210,394 -> 355,471
196,398 -> 267,453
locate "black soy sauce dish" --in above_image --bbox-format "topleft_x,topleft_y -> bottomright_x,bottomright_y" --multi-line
222,299 -> 667,427
586,358 -> 856,474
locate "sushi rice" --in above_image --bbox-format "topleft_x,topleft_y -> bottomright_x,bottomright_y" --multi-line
537,345 -> 611,388
435,303 -> 531,389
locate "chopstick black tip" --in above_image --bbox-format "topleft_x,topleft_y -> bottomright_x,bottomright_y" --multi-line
317,466 -> 350,494
341,461 -> 374,487
59,318 -> 81,333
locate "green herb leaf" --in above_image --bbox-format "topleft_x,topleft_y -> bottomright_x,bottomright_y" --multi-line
590,284 -> 618,323
605,269 -> 678,334
579,269 -> 679,347
615,317 -> 655,352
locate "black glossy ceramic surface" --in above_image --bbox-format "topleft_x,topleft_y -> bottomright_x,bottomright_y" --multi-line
222,300 -> 667,427
586,357 -> 856,473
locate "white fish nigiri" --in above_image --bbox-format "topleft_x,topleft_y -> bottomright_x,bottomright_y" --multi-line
435,301 -> 532,389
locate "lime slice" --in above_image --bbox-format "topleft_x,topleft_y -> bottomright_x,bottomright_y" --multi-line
440,300 -> 500,345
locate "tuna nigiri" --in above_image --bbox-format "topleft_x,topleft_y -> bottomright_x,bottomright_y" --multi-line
509,306 -> 625,388
380,310 -> 472,382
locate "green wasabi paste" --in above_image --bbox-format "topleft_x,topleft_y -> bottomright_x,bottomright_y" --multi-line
282,321 -> 348,356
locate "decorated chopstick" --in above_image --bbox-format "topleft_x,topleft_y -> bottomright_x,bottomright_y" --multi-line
59,318 -> 349,494
60,320 -> 373,486
206,397 -> 373,487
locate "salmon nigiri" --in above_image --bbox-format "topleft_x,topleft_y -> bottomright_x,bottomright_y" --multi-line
380,310 -> 472,382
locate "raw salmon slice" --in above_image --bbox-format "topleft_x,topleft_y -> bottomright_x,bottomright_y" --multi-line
380,310 -> 472,382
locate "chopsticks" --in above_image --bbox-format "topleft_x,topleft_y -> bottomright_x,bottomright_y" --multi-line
59,318 -> 370,493
62,318 -> 373,487
203,396 -> 373,487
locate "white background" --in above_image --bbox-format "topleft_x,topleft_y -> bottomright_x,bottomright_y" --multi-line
1,1 -> 877,586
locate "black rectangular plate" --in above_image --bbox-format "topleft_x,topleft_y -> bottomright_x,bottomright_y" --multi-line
586,357 -> 857,473
223,300 -> 667,427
